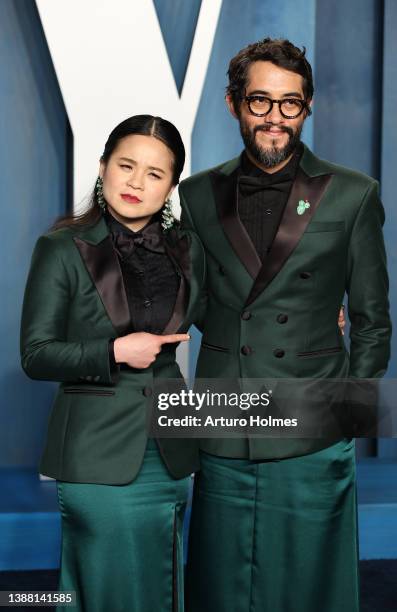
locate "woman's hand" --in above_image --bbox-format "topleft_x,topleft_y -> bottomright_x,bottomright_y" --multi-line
114,332 -> 190,369
338,306 -> 346,335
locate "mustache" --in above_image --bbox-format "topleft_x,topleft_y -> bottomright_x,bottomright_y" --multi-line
254,124 -> 294,137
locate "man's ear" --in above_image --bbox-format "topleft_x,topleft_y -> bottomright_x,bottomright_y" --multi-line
306,98 -> 313,117
225,94 -> 239,119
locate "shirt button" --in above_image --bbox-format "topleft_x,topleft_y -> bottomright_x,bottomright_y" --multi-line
143,387 -> 153,397
241,345 -> 253,356
273,349 -> 285,358
265,209 -> 273,215
277,314 -> 288,324
143,300 -> 152,308
300,271 -> 311,279
241,311 -> 252,321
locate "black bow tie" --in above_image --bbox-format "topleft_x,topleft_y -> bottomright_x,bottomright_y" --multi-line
238,173 -> 292,198
110,222 -> 165,260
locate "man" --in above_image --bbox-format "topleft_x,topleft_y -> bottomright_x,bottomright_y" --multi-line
179,38 -> 391,612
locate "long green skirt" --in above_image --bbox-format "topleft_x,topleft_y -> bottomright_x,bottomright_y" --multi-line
56,440 -> 190,612
185,439 -> 359,612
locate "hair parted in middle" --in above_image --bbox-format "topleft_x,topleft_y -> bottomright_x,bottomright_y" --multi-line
50,115 -> 185,231
226,37 -> 314,115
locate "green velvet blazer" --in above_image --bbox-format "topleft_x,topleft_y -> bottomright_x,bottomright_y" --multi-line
179,144 -> 392,460
20,216 -> 206,484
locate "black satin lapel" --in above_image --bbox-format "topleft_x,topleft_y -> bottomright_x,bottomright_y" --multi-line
74,236 -> 131,335
162,276 -> 187,335
246,169 -> 333,306
210,169 -> 261,279
162,234 -> 190,334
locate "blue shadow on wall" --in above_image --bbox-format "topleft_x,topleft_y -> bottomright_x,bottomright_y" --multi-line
0,0 -> 72,469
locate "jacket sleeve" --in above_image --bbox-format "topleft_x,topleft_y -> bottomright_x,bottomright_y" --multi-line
20,235 -> 117,384
346,181 -> 392,378
179,184 -> 208,333
179,182 -> 196,232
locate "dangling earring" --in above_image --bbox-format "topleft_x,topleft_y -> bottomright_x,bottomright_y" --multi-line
161,197 -> 174,231
96,177 -> 107,211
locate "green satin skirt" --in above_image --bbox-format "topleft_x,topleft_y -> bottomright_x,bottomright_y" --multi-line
56,440 -> 190,612
185,439 -> 359,612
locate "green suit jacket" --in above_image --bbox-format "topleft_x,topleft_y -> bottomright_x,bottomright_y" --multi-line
20,216 -> 206,484
179,144 -> 391,460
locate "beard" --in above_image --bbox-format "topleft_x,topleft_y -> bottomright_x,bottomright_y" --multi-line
239,119 -> 303,168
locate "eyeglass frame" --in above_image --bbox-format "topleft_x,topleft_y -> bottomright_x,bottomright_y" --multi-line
243,94 -> 311,119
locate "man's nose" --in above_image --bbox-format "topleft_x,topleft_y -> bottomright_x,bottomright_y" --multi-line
265,102 -> 284,123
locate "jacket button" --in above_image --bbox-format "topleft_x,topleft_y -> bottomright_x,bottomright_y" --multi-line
277,314 -> 288,324
300,271 -> 311,279
241,345 -> 253,356
219,265 -> 226,275
241,311 -> 252,321
143,300 -> 152,308
143,386 -> 153,397
273,349 -> 285,358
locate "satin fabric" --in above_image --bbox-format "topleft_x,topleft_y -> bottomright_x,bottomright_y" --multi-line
237,148 -> 302,262
56,440 -> 190,612
106,214 -> 181,335
108,215 -> 167,257
185,439 -> 359,612
238,172 -> 292,196
21,216 -> 204,484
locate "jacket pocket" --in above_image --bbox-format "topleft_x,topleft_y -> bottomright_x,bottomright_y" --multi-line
201,341 -> 230,354
305,221 -> 345,233
297,347 -> 342,358
63,388 -> 115,396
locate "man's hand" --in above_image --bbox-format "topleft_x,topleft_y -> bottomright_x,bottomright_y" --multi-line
338,306 -> 346,335
114,332 -> 190,369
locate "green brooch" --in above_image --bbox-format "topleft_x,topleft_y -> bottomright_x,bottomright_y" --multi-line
297,199 -> 311,215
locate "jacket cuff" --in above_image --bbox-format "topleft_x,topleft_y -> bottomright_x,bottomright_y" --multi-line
108,338 -> 120,383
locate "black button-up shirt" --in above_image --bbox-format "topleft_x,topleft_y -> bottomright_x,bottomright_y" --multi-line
238,144 -> 303,261
106,213 -> 180,335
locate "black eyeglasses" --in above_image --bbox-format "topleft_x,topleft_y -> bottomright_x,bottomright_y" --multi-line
244,95 -> 310,119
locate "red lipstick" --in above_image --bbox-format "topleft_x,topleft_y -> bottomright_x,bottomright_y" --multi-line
121,194 -> 142,203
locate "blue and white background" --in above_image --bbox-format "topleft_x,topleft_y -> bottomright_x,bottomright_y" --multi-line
0,0 -> 396,569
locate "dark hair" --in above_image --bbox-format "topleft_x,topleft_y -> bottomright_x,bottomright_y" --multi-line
51,115 -> 185,230
226,37 -> 314,114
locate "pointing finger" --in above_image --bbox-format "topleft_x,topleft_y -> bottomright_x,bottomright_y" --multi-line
160,334 -> 191,345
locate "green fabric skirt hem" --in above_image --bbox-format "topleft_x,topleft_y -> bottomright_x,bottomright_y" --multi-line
186,439 -> 359,612
56,440 -> 190,612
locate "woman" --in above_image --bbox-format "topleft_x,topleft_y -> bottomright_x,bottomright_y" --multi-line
20,115 -> 205,612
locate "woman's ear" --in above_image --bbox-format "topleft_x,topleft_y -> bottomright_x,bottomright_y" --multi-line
99,159 -> 105,179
